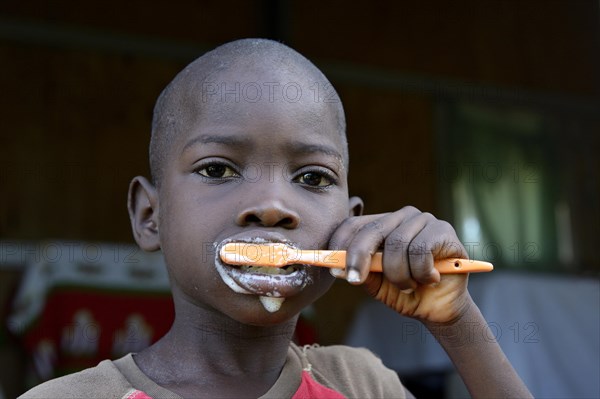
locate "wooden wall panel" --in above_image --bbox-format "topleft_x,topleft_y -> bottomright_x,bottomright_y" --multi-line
340,87 -> 435,214
290,0 -> 599,96
0,0 -> 265,43
0,44 -> 184,240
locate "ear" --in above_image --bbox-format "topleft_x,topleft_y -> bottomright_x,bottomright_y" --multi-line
348,196 -> 364,217
127,176 -> 160,251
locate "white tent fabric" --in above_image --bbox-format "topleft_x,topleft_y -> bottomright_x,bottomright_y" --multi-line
345,271 -> 600,399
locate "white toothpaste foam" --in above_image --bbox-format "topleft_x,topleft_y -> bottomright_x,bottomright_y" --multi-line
213,242 -> 252,294
214,238 -> 302,313
259,296 -> 285,313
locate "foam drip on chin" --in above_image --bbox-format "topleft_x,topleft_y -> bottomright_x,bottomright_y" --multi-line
259,296 -> 285,312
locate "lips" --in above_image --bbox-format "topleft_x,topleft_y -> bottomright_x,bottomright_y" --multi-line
214,231 -> 311,298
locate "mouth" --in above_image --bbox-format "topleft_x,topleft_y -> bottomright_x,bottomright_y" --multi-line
214,235 -> 311,299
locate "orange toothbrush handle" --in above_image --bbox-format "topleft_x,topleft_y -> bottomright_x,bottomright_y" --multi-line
315,251 -> 493,274
368,253 -> 493,273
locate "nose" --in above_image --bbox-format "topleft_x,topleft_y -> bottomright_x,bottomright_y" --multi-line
236,199 -> 300,229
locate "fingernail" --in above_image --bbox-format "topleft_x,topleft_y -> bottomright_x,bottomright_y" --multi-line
401,288 -> 414,294
329,268 -> 345,278
347,269 -> 361,283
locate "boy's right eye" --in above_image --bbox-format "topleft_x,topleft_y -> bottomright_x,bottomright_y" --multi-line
196,163 -> 238,179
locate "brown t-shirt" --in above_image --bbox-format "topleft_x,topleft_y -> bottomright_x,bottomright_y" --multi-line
19,343 -> 409,398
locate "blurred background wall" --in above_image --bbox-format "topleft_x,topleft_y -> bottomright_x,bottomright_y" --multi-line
0,1 -> 598,398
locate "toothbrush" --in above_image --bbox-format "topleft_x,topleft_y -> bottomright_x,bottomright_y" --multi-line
220,242 -> 493,274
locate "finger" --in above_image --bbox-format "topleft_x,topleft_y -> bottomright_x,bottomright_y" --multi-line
345,207 -> 421,284
407,233 -> 439,286
382,211 -> 434,290
329,267 -> 347,280
408,218 -> 467,284
327,214 -> 387,284
328,214 -> 387,251
414,219 -> 468,262
430,220 -> 469,260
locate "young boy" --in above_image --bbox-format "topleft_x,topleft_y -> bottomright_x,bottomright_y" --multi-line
20,39 -> 532,398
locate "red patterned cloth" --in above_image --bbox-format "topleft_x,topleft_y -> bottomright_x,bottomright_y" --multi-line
121,370 -> 346,399
291,371 -> 347,399
122,389 -> 154,399
21,289 -> 174,378
7,242 -> 174,382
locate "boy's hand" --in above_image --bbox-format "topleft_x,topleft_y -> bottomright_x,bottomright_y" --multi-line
329,206 -> 471,324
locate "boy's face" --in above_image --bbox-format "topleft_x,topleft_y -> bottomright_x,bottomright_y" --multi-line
155,66 -> 356,325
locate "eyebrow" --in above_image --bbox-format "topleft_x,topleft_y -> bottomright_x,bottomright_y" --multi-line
181,134 -> 345,166
288,141 -> 345,163
181,134 -> 253,153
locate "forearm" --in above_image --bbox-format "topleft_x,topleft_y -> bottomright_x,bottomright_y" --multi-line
423,296 -> 533,399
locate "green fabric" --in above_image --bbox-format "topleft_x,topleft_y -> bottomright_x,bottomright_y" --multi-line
444,102 -> 557,269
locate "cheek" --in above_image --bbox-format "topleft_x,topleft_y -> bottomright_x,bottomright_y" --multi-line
313,267 -> 336,290
159,182 -> 231,230
157,198 -> 216,270
300,268 -> 336,309
303,195 -> 349,234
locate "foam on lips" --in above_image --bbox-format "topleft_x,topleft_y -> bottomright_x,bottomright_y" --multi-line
214,238 -> 311,313
238,264 -> 298,275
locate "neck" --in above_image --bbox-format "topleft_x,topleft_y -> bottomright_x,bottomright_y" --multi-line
135,293 -> 297,392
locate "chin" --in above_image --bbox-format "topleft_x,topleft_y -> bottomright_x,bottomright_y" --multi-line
227,295 -> 303,327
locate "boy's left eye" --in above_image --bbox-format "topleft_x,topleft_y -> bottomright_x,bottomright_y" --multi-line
295,172 -> 332,187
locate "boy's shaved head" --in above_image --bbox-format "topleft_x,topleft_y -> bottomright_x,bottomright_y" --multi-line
149,38 -> 348,185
